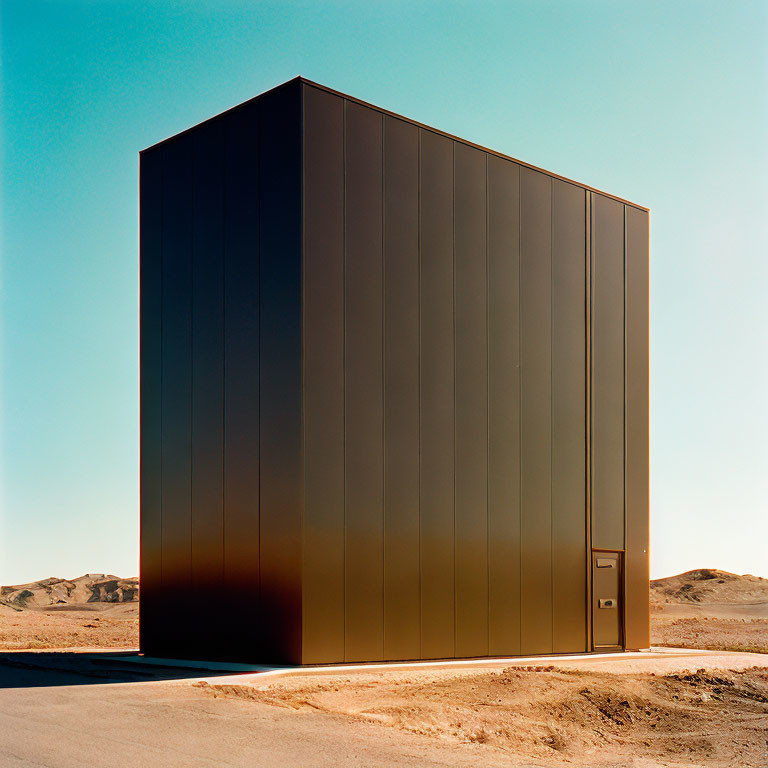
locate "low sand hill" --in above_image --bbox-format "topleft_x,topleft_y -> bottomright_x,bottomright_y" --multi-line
651,568 -> 768,614
0,574 -> 138,610
0,575 -> 139,649
651,569 -> 768,653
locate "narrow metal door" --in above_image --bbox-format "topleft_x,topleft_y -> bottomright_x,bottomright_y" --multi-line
592,551 -> 623,650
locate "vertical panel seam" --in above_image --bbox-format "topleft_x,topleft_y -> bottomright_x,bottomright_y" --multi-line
218,131 -> 225,593
452,140 -> 457,657
190,140 -> 196,589
623,204 -> 628,649
256,104 -> 263,634
645,211 -> 650,643
257,107 -> 264,655
517,166 -> 522,655
299,86 -> 305,656
187,142 -> 193,590
585,190 -> 592,652
158,150 -> 164,594
221,132 -> 227,610
159,150 -> 165,594
549,177 -> 554,653
188,140 -> 194,592
485,152 -> 490,653
138,156 -> 143,648
587,191 -> 594,651
417,128 -> 422,660
380,112 -> 386,659
381,115 -> 387,656
342,98 -> 348,662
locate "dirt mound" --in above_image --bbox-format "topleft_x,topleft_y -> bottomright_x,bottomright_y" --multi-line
0,574 -> 138,610
197,665 -> 768,767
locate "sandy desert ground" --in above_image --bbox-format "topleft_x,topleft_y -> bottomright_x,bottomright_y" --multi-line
1,569 -> 766,767
650,568 -> 768,654
0,574 -> 138,650
203,659 -> 768,767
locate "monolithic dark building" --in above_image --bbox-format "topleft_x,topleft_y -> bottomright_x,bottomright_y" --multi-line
140,77 -> 649,665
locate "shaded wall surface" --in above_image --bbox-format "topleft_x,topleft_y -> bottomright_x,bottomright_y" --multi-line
140,81 -> 303,663
140,78 -> 649,665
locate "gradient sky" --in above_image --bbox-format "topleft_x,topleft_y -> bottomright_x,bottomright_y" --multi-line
1,1 -> 766,585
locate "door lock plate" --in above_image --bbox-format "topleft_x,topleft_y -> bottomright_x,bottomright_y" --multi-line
598,598 -> 616,609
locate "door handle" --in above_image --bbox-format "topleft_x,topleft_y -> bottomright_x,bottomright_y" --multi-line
598,598 -> 616,609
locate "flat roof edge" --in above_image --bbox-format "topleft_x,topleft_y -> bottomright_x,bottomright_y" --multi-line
139,76 -> 303,155
299,78 -> 649,212
141,75 -> 649,213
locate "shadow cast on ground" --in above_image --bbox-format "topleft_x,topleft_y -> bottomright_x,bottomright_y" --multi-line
0,652 -> 277,689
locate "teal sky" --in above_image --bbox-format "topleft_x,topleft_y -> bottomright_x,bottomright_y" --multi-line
1,1 -> 766,584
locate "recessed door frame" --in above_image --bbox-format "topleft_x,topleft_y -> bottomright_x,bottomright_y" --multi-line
590,548 -> 625,651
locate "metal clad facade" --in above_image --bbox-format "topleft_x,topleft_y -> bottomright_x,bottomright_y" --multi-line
140,81 -> 303,664
301,85 -> 346,664
257,84 -> 303,663
454,143 -> 489,658
141,78 -> 648,665
222,103 -> 260,658
382,115 -> 421,662
191,120 -> 225,647
519,168 -> 553,655
418,128 -> 456,660
591,194 -> 626,552
625,206 -> 650,649
487,156 -> 521,656
343,101 -> 385,662
551,180 -> 587,653
139,148 -> 162,653
160,135 -> 193,652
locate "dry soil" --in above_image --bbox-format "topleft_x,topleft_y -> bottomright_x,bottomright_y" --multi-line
197,661 -> 768,767
651,568 -> 768,654
1,569 -> 767,767
0,574 -> 138,650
